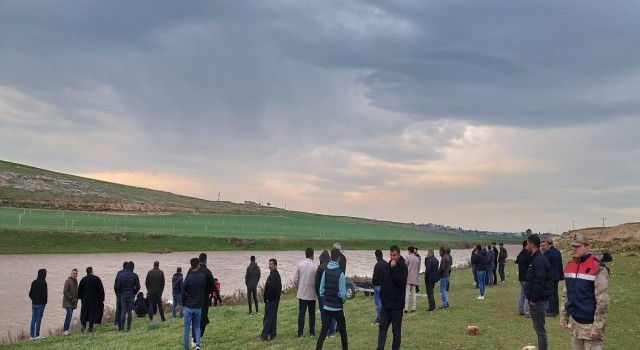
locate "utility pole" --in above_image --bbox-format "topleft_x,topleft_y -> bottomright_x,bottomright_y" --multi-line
600,217 -> 606,228
218,190 -> 220,201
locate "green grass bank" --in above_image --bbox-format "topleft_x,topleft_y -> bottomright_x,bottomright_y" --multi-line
3,253 -> 637,349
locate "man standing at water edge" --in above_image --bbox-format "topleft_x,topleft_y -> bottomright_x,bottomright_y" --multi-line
545,239 -> 564,317
560,233 -> 610,350
113,261 -> 127,328
62,268 -> 78,335
116,261 -> 140,332
516,239 -> 531,317
424,249 -> 439,312
194,253 -> 216,345
404,247 -> 420,313
498,243 -> 507,283
172,267 -> 184,318
29,268 -> 47,339
145,261 -> 166,322
438,247 -> 451,309
78,267 -> 105,333
245,255 -> 261,315
491,242 -> 499,285
471,244 -> 488,300
316,248 -> 348,350
377,245 -> 408,350
525,234 -> 553,350
372,249 -> 388,324
261,258 -> 282,341
183,258 -> 205,350
294,247 -> 317,337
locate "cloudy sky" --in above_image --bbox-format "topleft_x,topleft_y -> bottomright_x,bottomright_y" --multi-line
1,1 -> 639,233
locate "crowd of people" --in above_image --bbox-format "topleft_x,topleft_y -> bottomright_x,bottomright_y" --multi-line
27,235 -> 611,350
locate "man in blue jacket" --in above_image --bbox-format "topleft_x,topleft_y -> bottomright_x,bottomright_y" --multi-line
182,258 -> 205,350
116,261 -> 140,332
424,249 -> 439,311
525,235 -> 553,350
316,248 -> 348,350
545,239 -> 564,317
377,245 -> 408,350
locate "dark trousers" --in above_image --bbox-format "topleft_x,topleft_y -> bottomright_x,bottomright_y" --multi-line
531,301 -> 548,350
193,298 -> 210,341
548,281 -> 560,315
492,267 -> 498,285
298,299 -> 316,336
316,308 -> 347,350
447,271 -> 451,291
425,280 -> 436,310
80,303 -> 96,331
120,296 -> 134,331
114,294 -> 121,326
148,292 -> 165,321
261,300 -> 279,340
248,288 -> 259,313
472,266 -> 478,287
498,263 -> 506,282
377,307 -> 403,350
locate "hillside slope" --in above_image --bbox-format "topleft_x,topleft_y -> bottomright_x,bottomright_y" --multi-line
561,222 -> 640,252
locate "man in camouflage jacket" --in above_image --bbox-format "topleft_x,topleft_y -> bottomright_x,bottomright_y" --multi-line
560,233 -> 610,350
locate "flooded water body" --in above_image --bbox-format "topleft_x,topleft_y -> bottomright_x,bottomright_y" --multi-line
1,245 -> 520,339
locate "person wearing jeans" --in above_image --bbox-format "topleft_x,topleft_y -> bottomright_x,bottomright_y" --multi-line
183,307 -> 202,350
471,245 -> 489,300
115,261 -> 140,332
172,267 -> 184,318
182,257 -> 205,350
516,239 -> 531,316
316,248 -> 348,350
62,269 -> 79,334
438,247 -> 451,308
29,269 -> 48,339
245,255 -> 261,315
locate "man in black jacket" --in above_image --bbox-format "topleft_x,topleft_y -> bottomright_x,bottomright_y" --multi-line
498,243 -> 507,283
525,234 -> 553,350
261,258 -> 282,341
424,249 -> 439,311
145,261 -> 166,322
194,253 -> 216,344
116,261 -> 140,332
372,249 -> 388,324
78,267 -> 105,333
183,257 -> 206,350
245,256 -> 261,315
545,239 -> 564,317
516,240 -> 531,317
172,267 -> 184,318
491,242 -> 499,285
377,245 -> 408,350
114,261 -> 127,328
29,269 -> 47,339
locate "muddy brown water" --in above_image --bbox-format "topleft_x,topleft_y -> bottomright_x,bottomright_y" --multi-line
1,245 -> 520,339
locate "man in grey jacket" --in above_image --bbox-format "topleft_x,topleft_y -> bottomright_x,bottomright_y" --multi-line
245,255 -> 261,315
145,261 -> 166,322
294,247 -> 317,337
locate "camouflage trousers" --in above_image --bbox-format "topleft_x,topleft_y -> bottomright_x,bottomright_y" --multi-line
571,320 -> 604,350
572,337 -> 603,350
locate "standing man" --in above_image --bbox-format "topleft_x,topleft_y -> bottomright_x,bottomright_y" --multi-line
491,242 -> 499,285
438,247 -> 451,308
261,258 -> 282,341
172,267 -> 184,318
372,249 -> 388,324
516,240 -> 531,317
560,233 -> 610,349
316,250 -> 335,337
62,268 -> 78,335
424,249 -> 439,312
114,261 -> 128,328
145,261 -> 166,322
183,257 -> 205,350
78,267 -> 105,333
498,243 -> 508,284
195,253 -> 216,344
404,247 -> 420,313
334,242 -> 347,274
377,245 -> 408,350
116,261 -> 140,332
472,245 -> 489,300
445,248 -> 452,292
294,247 -> 317,337
413,247 -> 421,294
316,248 -> 348,350
28,268 -> 47,339
245,255 -> 261,315
525,234 -> 553,350
545,239 -> 564,317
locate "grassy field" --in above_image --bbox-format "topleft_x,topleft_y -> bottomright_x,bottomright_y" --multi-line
3,252 -> 637,349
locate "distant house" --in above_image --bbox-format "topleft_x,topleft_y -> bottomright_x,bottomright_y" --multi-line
244,201 -> 258,206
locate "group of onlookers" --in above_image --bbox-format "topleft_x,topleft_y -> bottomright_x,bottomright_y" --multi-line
470,242 -> 508,299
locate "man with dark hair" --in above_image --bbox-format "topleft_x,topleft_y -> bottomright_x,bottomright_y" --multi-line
525,234 -> 553,350
438,247 -> 451,309
516,240 -> 531,317
545,238 -> 564,317
114,261 -> 128,328
172,267 -> 184,318
294,247 -> 317,337
560,233 -> 610,349
424,249 -> 439,311
183,257 -> 205,350
194,253 -> 216,344
316,248 -> 348,350
445,248 -> 452,292
146,261 -> 166,322
498,243 -> 508,284
261,258 -> 282,341
116,261 -> 140,332
413,247 -> 421,294
491,242 -> 499,285
471,244 -> 489,300
404,246 -> 419,313
245,255 -> 261,315
372,249 -> 388,324
377,245 -> 408,350
62,268 -> 78,335
78,267 -> 105,333
29,268 -> 47,339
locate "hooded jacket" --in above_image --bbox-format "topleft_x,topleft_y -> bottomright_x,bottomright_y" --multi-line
62,275 -> 79,309
116,261 -> 140,299
525,250 -> 553,303
182,269 -> 206,308
172,272 -> 183,295
380,256 -> 408,310
134,292 -> 148,317
472,249 -> 489,271
315,250 -> 330,295
245,262 -> 261,290
320,261 -> 346,310
29,269 -> 48,305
